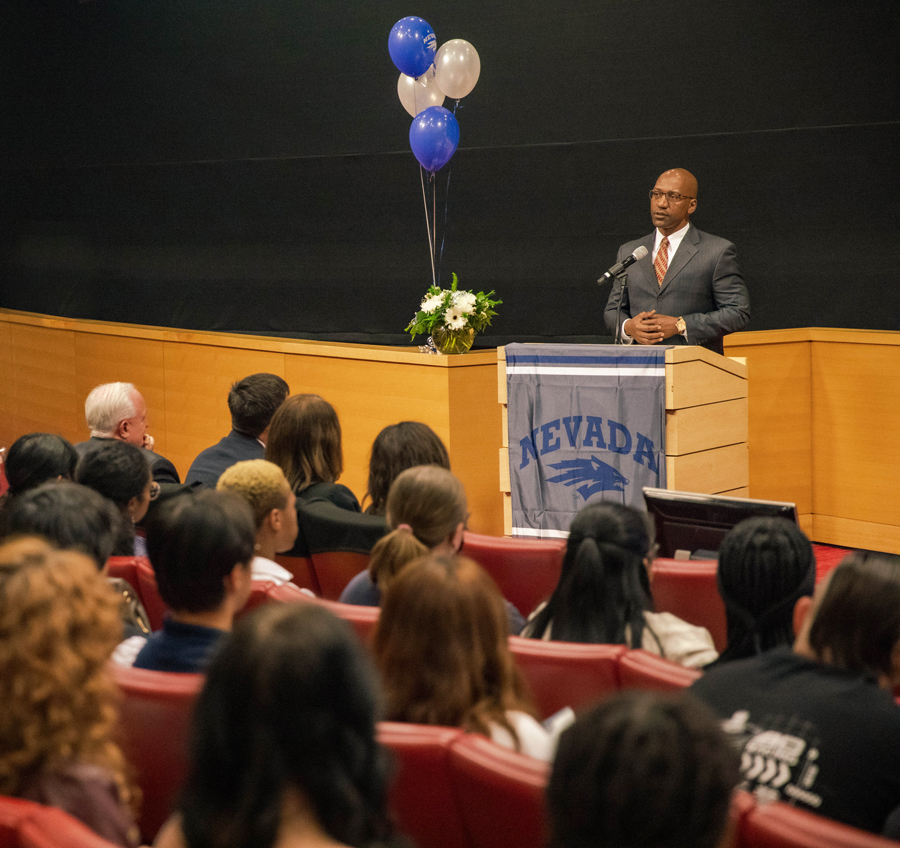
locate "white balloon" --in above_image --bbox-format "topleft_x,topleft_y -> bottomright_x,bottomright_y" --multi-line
433,39 -> 480,100
397,67 -> 445,117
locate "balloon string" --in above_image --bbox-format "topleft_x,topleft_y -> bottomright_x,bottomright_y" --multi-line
437,163 -> 452,288
420,165 -> 436,288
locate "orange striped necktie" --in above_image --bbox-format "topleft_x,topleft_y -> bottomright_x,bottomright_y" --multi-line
654,236 -> 669,286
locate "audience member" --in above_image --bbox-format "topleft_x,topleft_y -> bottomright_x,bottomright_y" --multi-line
75,440 -> 157,556
266,393 -> 357,510
186,373 -> 289,488
364,421 -> 450,516
215,459 -> 298,586
340,465 -> 524,632
547,690 -> 740,848
155,603 -> 395,848
691,552 -> 900,835
75,382 -> 180,484
373,553 -> 558,760
0,481 -> 151,637
127,490 -> 255,673
521,502 -> 717,668
709,516 -> 815,668
0,536 -> 140,847
0,432 -> 77,509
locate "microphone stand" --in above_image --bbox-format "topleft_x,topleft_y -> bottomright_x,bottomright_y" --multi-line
613,271 -> 628,345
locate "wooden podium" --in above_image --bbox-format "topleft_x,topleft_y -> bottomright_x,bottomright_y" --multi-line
497,345 -> 749,535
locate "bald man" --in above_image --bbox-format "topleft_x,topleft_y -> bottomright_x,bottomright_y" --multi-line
604,168 -> 750,355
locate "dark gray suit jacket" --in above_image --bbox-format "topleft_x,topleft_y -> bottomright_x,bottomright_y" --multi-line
185,430 -> 265,489
603,224 -> 750,355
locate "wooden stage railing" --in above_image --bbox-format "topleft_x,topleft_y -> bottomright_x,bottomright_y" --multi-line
1,309 -> 897,552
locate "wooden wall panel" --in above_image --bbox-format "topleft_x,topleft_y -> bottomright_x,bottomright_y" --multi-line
0,320 -> 16,449
163,343 -> 285,480
285,354 -> 453,507
811,342 -> 900,528
9,323 -> 80,443
448,363 -> 504,535
724,337 -> 812,513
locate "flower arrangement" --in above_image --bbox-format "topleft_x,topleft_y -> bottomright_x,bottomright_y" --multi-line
405,273 -> 501,340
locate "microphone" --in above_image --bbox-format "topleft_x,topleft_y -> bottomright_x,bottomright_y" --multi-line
597,245 -> 649,284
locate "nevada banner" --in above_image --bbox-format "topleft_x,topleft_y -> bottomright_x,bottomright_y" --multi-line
506,344 -> 668,538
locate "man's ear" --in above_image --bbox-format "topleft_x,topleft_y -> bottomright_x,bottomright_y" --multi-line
793,595 -> 814,637
266,507 -> 282,533
114,417 -> 130,440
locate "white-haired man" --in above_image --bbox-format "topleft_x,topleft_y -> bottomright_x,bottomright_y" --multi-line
75,382 -> 180,484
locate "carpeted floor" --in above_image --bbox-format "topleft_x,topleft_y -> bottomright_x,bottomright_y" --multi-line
812,543 -> 852,583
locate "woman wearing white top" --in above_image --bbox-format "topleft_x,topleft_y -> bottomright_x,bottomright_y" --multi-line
520,502 -> 717,669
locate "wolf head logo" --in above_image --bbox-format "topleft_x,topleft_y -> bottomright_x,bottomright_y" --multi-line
546,455 -> 629,501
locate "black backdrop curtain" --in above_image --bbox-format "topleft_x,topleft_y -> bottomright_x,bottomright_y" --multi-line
2,0 -> 898,345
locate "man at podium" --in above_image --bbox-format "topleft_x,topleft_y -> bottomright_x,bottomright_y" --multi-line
603,168 -> 750,356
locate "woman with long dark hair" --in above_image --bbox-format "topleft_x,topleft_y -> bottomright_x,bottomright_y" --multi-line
521,502 -> 717,668
156,603 -> 395,848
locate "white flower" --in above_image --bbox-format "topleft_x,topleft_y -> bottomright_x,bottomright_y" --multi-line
452,291 -> 477,313
421,294 -> 444,314
444,305 -> 468,330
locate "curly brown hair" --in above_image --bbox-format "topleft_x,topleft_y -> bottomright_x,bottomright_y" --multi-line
0,536 -> 138,814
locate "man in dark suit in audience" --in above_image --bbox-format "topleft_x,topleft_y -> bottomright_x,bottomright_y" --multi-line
75,381 -> 181,484
604,168 -> 750,355
690,552 -> 900,837
186,373 -> 289,488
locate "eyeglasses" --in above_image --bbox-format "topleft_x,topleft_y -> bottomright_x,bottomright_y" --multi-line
149,481 -> 161,501
649,190 -> 694,203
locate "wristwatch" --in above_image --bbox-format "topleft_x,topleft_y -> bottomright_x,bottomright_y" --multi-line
675,316 -> 687,337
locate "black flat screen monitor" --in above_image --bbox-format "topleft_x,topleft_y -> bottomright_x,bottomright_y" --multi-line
642,487 -> 798,560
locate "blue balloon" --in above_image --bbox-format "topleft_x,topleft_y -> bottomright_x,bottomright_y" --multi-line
409,106 -> 460,172
388,16 -> 437,78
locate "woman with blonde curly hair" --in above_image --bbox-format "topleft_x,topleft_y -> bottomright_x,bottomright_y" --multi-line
0,536 -> 139,847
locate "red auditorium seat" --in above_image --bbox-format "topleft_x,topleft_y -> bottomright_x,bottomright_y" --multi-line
377,722 -> 469,848
311,550 -> 371,601
106,556 -> 167,631
109,663 -> 203,843
241,579 -> 316,615
460,531 -> 564,619
315,597 -> 380,644
448,732 -> 549,848
273,554 -> 320,595
738,801 -> 900,848
508,636 -> 623,719
650,558 -> 726,651
617,648 -> 702,692
0,795 -> 122,848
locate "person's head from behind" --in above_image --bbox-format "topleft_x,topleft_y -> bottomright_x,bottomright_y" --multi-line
2,433 -> 78,498
794,551 -> 900,689
366,465 -> 467,592
265,394 -> 342,492
0,536 -> 134,808
0,480 -> 121,569
180,603 -> 392,848
365,421 -> 450,516
548,690 -> 740,848
216,459 -> 298,556
228,373 -> 289,441
716,517 -> 815,662
373,554 -> 532,744
532,502 -> 654,644
84,381 -> 148,447
145,490 -> 255,617
75,439 -> 154,525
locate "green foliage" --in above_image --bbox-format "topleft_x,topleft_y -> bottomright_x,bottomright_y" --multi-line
405,273 -> 502,339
